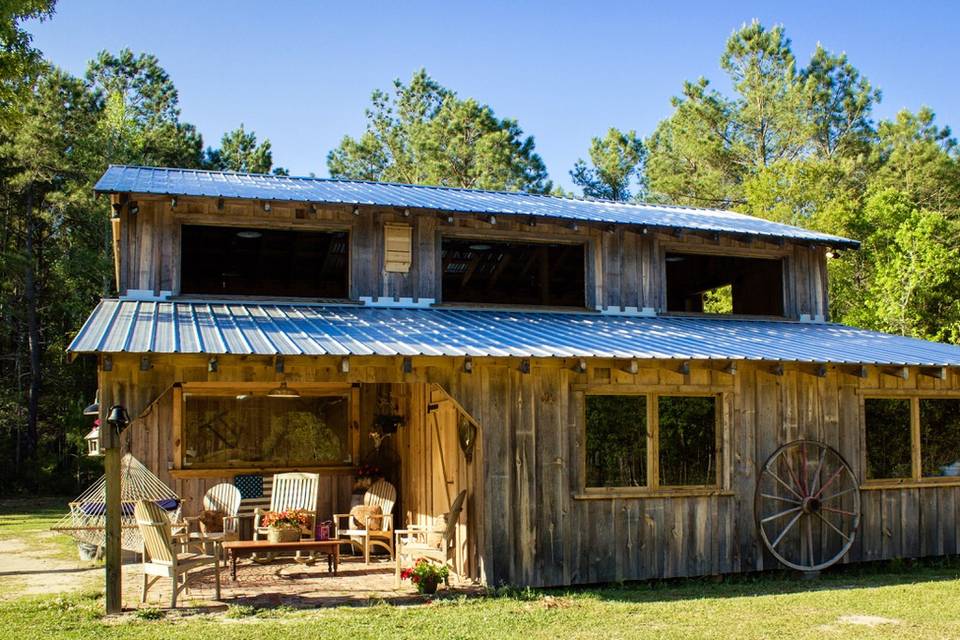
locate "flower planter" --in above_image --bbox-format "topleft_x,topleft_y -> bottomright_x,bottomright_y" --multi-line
268,525 -> 301,543
419,576 -> 440,595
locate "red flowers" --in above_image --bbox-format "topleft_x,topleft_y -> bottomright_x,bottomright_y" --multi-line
399,558 -> 450,593
261,509 -> 310,529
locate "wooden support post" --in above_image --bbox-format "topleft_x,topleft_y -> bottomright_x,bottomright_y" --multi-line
103,435 -> 122,613
620,359 -> 639,375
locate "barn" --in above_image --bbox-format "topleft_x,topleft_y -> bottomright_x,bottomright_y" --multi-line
72,165 -> 960,596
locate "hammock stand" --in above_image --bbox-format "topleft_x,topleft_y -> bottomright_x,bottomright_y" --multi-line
51,453 -> 182,552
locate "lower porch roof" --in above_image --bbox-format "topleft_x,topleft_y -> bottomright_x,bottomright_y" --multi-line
66,299 -> 960,367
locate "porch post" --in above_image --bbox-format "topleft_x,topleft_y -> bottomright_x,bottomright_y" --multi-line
103,421 -> 122,613
104,446 -> 121,612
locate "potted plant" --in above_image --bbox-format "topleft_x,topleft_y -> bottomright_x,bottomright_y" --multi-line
400,558 -> 450,595
260,509 -> 310,543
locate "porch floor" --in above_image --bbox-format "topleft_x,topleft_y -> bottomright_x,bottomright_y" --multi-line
124,553 -> 480,610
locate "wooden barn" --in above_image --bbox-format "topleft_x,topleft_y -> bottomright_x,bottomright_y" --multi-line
71,165 -> 960,590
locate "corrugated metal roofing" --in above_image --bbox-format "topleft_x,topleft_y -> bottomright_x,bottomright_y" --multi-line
68,299 -> 960,366
94,165 -> 859,248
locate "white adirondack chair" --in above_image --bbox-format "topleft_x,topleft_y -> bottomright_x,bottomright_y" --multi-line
253,472 -> 320,561
184,483 -> 242,564
334,478 -> 397,564
135,500 -> 220,607
394,489 -> 466,588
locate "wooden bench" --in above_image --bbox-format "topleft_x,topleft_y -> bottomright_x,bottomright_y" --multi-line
221,539 -> 340,581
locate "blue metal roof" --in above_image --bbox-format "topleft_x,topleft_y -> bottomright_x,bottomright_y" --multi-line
68,300 -> 960,366
94,165 -> 859,248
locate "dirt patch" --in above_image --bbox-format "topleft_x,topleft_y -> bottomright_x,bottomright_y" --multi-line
0,537 -> 100,597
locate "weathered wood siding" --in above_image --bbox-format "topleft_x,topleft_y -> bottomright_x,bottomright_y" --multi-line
97,352 -> 959,588
114,196 -> 829,319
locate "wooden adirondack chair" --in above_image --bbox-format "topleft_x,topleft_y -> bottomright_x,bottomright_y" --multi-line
134,500 -> 220,607
394,489 -> 466,588
334,478 -> 397,564
184,483 -> 241,564
253,472 -> 320,562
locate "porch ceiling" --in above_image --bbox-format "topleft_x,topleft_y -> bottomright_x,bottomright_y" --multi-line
67,299 -> 960,367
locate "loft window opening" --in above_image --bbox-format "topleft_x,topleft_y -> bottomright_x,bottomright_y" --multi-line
180,224 -> 349,298
441,238 -> 585,307
665,252 -> 784,316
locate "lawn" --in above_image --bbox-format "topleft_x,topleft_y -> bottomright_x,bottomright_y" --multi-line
1,562 -> 960,639
2,498 -> 960,639
0,496 -> 81,559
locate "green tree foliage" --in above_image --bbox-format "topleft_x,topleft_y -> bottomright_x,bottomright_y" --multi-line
86,48 -> 203,167
204,124 -> 287,175
328,69 -> 551,192
570,128 -> 646,201
646,20 -> 960,344
0,0 -> 55,113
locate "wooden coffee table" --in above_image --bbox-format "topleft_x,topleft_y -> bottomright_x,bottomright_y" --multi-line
222,539 -> 340,581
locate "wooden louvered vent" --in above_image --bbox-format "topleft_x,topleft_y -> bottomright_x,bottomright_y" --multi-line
384,223 -> 412,273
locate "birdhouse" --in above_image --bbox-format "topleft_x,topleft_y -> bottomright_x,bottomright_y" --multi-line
86,420 -> 102,457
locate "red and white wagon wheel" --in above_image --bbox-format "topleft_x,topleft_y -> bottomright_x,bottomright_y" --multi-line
755,440 -> 861,572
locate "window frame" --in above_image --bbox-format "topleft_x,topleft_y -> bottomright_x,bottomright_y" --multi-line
861,391 -> 960,489
437,229 -> 590,309
171,382 -> 360,476
174,220 -> 354,301
659,243 -> 791,319
579,389 -> 729,498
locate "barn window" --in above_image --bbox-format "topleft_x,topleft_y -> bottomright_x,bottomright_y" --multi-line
182,393 -> 351,469
657,396 -> 717,486
920,399 -> 960,478
180,224 -> 349,299
665,252 -> 784,316
864,398 -> 912,480
585,395 -> 647,487
441,238 -> 586,307
585,393 -> 720,490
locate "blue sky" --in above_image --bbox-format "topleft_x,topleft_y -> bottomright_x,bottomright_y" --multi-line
27,1 -> 960,191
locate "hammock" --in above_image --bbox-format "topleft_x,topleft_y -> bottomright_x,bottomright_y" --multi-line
51,453 -> 182,552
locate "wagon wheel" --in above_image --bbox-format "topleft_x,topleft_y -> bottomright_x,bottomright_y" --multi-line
755,440 -> 860,572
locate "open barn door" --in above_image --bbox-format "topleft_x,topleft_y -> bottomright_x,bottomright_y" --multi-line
397,383 -> 480,581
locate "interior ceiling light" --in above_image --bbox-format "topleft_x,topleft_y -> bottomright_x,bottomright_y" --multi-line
236,230 -> 262,239
469,244 -> 491,251
267,381 -> 300,399
665,255 -> 686,263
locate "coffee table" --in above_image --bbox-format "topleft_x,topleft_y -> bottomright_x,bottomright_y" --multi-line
222,539 -> 340,581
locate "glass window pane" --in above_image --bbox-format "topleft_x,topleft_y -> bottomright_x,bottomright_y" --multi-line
864,398 -> 912,479
184,395 -> 350,468
585,395 -> 647,487
658,396 -> 717,486
920,399 -> 960,478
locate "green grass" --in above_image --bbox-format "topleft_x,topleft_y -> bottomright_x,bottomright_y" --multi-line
2,562 -> 960,639
0,496 -> 80,559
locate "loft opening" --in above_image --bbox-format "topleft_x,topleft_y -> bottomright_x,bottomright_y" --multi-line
180,224 -> 349,298
665,252 -> 784,316
441,238 -> 585,307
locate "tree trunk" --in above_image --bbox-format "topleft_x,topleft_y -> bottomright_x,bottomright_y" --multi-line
23,187 -> 40,475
